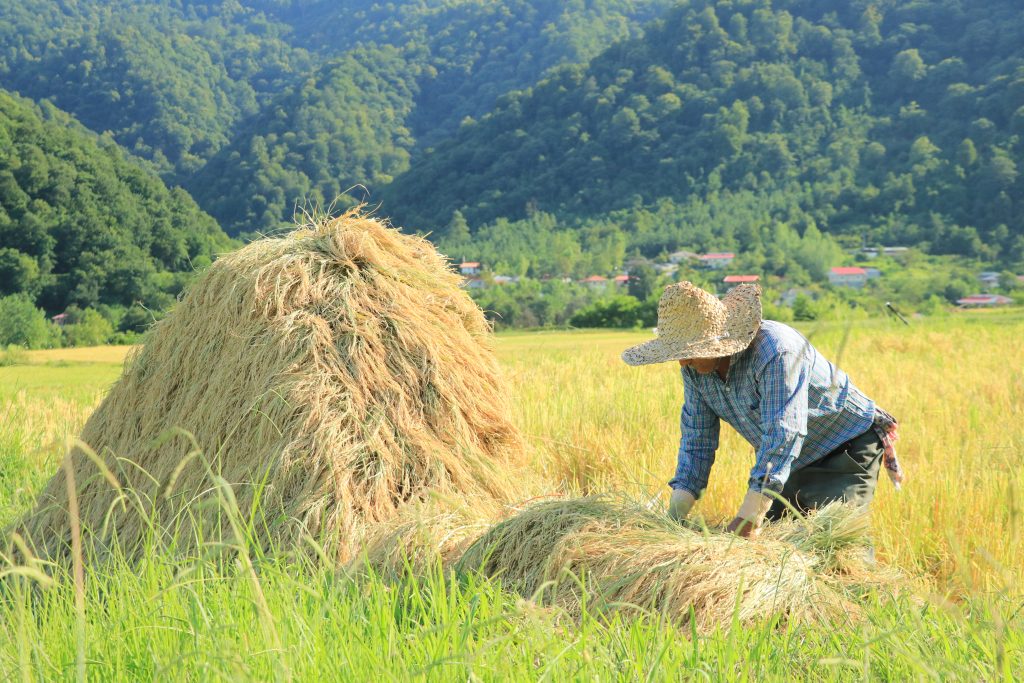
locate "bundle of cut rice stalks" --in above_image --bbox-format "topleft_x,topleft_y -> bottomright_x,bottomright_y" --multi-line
12,210 -> 526,565
454,496 -> 896,631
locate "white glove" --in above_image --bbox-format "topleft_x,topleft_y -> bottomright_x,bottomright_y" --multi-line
668,488 -> 697,522
735,489 -> 774,528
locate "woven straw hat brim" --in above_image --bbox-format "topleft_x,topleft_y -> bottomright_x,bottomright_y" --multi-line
621,333 -> 754,367
621,285 -> 762,366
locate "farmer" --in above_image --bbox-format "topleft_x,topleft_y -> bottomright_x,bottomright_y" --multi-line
622,282 -> 902,537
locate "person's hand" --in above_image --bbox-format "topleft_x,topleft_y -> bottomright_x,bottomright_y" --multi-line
668,489 -> 696,522
729,489 -> 772,537
726,516 -> 760,538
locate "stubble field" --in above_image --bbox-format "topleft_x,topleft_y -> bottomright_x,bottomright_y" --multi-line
1,312 -> 1022,680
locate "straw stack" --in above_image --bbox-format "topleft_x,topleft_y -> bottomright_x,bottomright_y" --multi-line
14,210 -> 525,564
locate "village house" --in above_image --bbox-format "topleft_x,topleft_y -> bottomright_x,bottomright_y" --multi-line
613,274 -> 631,287
580,275 -> 609,289
957,294 -> 1013,307
829,266 -> 868,289
722,274 -> 759,292
459,261 -> 481,276
723,274 -> 760,285
700,252 -> 735,269
860,246 -> 909,258
624,256 -> 652,270
668,250 -> 699,264
491,275 -> 520,286
978,271 -> 1001,290
778,287 -> 813,307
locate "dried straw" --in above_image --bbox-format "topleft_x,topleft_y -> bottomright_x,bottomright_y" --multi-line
14,210 -> 525,564
455,497 -> 885,630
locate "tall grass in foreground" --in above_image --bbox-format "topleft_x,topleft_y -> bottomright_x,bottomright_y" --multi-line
0,313 -> 1022,679
1,548 -> 1020,680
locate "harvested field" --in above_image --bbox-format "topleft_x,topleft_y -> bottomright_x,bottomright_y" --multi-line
1,313 -> 1022,678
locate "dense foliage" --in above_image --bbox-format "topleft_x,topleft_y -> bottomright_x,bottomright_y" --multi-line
246,0 -> 676,145
0,0 -> 1022,338
0,90 -> 233,320
0,0 -> 314,180
385,0 -> 1024,266
186,46 -> 421,237
0,0 -> 673,234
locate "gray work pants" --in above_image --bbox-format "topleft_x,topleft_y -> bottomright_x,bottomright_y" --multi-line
765,427 -> 884,521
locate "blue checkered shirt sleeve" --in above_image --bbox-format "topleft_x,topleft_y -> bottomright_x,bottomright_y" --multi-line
751,351 -> 808,494
669,373 -> 720,497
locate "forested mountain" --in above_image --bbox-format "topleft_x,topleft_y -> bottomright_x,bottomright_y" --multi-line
0,0 -> 674,229
383,0 -> 1024,264
239,0 -> 677,146
185,46 -> 422,237
0,0 -> 1022,337
0,1 -> 315,180
0,90 -> 233,316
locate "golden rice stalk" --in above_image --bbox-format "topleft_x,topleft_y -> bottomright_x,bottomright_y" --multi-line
12,210 -> 525,565
456,497 -> 882,630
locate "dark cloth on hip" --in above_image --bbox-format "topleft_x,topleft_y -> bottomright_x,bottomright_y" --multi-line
765,426 -> 884,522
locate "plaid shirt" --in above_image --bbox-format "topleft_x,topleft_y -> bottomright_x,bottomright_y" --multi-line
670,320 -> 876,497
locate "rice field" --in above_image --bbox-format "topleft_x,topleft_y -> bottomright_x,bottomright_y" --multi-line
1,311 -> 1023,680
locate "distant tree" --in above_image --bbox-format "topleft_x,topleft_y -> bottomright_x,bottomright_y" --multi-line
957,139 -> 978,168
627,264 -> 658,301
443,209 -> 472,256
0,293 -> 56,348
570,295 -> 655,328
0,248 -> 40,296
792,294 -> 817,321
892,49 -> 927,83
62,307 -> 114,347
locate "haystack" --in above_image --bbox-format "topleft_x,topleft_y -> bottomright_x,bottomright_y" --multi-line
14,210 -> 525,564
454,497 -> 885,631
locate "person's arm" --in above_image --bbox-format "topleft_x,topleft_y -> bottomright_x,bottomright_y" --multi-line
668,372 -> 720,520
729,351 -> 809,534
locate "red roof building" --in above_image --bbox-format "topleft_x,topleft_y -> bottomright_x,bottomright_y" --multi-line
829,266 -> 868,289
957,294 -> 1013,307
723,275 -> 760,283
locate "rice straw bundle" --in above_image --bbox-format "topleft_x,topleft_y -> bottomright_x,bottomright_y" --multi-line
456,497 -> 882,630
355,493 -> 502,579
14,210 -> 525,564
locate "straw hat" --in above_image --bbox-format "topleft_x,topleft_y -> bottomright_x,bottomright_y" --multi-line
621,282 -> 762,366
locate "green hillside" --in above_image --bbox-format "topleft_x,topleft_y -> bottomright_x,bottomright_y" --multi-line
0,0 -> 315,179
0,0 -> 1021,333
0,0 -> 675,233
248,0 -> 677,145
383,0 -> 1024,264
185,46 -> 421,237
0,90 -> 233,316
